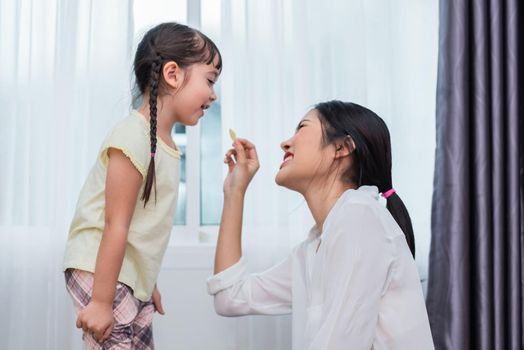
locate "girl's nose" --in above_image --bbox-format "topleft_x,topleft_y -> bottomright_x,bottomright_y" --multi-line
210,90 -> 217,102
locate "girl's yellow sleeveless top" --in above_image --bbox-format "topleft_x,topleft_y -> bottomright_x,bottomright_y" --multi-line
63,110 -> 180,301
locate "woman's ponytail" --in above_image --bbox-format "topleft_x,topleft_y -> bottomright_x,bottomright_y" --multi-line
315,100 -> 416,258
385,192 -> 415,257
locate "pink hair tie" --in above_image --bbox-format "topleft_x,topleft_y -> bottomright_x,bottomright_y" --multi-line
382,189 -> 396,199
150,152 -> 156,157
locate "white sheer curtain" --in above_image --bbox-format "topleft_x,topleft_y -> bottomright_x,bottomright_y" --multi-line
0,0 -> 438,348
220,0 -> 437,347
221,0 -> 438,273
0,0 -> 133,349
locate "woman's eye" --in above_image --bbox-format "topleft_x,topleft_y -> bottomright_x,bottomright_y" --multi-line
207,79 -> 215,86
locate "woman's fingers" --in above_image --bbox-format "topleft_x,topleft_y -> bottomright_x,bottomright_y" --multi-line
224,137 -> 259,172
232,141 -> 247,163
236,138 -> 256,150
224,149 -> 237,165
236,138 -> 259,162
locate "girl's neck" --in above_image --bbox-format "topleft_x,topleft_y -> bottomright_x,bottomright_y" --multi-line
137,98 -> 177,148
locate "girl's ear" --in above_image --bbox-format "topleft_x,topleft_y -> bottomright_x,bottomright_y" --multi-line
162,61 -> 183,90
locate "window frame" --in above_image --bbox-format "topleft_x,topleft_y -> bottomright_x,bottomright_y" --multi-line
170,0 -> 220,245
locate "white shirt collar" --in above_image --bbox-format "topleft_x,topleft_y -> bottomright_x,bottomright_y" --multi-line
307,185 -> 385,239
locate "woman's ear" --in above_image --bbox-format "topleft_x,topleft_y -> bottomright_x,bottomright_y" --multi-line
162,61 -> 183,90
334,144 -> 350,159
334,137 -> 356,159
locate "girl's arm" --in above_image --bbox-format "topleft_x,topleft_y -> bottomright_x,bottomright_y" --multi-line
214,138 -> 259,274
76,148 -> 142,342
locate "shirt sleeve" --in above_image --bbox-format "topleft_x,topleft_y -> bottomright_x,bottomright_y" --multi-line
207,256 -> 293,316
99,119 -> 149,178
308,204 -> 397,350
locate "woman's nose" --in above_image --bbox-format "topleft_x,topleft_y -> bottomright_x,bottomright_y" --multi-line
280,138 -> 291,152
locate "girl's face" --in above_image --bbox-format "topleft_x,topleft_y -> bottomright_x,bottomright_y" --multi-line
169,56 -> 220,125
275,110 -> 340,193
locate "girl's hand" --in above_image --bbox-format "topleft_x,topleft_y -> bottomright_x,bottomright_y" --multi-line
223,138 -> 260,196
152,285 -> 165,315
76,300 -> 114,343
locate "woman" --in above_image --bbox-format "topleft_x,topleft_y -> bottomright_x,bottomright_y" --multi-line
207,101 -> 434,349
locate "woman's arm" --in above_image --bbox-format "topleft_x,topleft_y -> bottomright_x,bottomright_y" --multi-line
210,138 -> 292,316
76,148 -> 142,342
209,256 -> 292,316
213,190 -> 244,274
214,138 -> 259,274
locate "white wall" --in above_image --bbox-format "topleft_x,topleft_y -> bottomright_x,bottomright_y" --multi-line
153,246 -> 292,349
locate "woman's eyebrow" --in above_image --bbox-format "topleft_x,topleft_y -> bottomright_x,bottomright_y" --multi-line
295,119 -> 310,131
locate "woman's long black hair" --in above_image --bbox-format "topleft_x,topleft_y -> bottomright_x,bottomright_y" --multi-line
315,101 -> 416,257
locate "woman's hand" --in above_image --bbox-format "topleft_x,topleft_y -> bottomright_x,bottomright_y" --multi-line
76,300 -> 114,343
223,138 -> 260,196
215,138 -> 258,274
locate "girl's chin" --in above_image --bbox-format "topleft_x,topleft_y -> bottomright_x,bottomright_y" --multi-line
183,114 -> 200,126
179,110 -> 202,125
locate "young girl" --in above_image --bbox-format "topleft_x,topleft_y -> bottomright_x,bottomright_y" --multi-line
63,22 -> 221,348
208,101 -> 434,349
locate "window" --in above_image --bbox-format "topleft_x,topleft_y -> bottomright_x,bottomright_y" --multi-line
133,0 -> 223,243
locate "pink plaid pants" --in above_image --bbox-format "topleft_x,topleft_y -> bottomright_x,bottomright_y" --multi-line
65,269 -> 155,349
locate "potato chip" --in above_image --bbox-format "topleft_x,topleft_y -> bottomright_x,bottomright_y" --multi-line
229,128 -> 237,142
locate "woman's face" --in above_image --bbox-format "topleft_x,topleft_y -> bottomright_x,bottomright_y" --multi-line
275,109 -> 339,193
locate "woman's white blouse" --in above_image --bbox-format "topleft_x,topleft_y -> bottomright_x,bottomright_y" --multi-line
207,186 -> 434,350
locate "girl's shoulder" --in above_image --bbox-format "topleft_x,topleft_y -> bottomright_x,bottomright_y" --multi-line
109,111 -> 148,138
99,111 -> 150,176
102,112 -> 149,152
